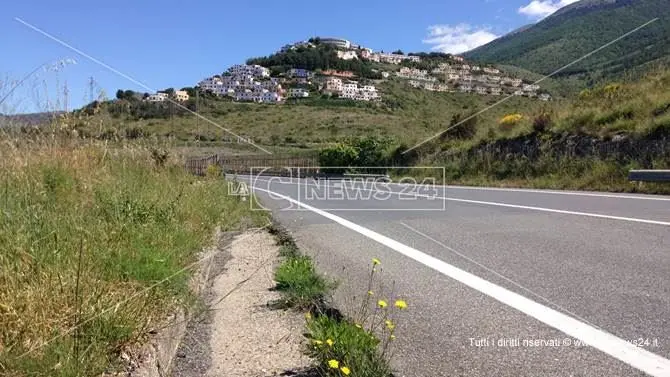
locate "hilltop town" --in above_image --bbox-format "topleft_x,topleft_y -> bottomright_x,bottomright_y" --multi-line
142,37 -> 551,105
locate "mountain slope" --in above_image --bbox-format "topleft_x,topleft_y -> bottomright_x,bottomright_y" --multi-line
465,0 -> 670,82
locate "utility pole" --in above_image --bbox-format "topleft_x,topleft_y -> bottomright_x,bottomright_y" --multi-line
88,77 -> 95,104
63,80 -> 69,113
196,89 -> 200,146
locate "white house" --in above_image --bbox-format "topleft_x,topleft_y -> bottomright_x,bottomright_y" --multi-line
324,77 -> 343,93
341,82 -> 359,99
490,87 -> 502,96
287,68 -> 312,78
523,84 -> 541,92
475,86 -> 488,95
460,85 -> 472,93
356,86 -> 380,101
228,64 -> 270,78
174,90 -> 189,102
146,92 -> 169,102
260,91 -> 282,103
539,93 -> 552,101
288,88 -> 310,98
337,50 -> 359,60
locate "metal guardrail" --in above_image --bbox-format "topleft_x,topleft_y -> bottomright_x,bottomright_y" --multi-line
628,170 -> 670,183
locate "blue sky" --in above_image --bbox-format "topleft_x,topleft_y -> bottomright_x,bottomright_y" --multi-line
0,0 -> 576,113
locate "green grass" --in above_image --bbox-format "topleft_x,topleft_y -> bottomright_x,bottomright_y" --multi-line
0,138 -> 265,376
275,254 -> 333,310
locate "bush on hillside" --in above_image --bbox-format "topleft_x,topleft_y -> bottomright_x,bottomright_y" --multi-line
499,114 -> 524,131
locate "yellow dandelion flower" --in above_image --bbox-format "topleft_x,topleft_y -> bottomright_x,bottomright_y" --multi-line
326,339 -> 334,347
313,340 -> 323,345
328,359 -> 339,369
305,312 -> 312,320
390,335 -> 396,340
394,300 -> 408,310
377,300 -> 388,309
372,258 -> 381,265
385,320 -> 395,330
340,366 -> 351,375
367,290 -> 374,296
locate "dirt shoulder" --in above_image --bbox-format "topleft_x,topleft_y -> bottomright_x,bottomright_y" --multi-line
171,231 -> 311,377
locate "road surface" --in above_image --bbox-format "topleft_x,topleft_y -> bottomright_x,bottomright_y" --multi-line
232,175 -> 670,377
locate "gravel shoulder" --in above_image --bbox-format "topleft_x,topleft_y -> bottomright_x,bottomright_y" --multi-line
171,231 -> 311,377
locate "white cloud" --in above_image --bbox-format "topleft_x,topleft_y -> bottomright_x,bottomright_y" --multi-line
518,0 -> 580,19
422,24 -> 500,54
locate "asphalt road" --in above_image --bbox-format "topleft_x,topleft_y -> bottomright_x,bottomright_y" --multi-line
232,175 -> 670,377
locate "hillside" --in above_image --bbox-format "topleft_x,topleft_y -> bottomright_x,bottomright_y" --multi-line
415,67 -> 670,193
465,0 -> 670,85
59,78 -> 547,151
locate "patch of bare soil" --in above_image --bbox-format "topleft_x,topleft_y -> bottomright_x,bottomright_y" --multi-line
171,231 -> 311,377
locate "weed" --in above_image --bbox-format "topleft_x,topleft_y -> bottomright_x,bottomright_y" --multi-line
275,256 -> 333,310
304,258 -> 407,377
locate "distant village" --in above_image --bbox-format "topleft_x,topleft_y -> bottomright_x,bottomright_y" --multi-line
144,37 -> 551,104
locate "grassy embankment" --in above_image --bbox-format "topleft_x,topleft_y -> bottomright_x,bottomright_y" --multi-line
421,68 -> 670,193
0,134 -> 266,376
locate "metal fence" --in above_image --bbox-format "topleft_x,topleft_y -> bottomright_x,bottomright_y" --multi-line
184,153 -> 320,177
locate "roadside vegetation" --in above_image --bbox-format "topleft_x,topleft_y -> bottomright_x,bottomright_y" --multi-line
269,225 -> 406,377
0,130 -> 265,376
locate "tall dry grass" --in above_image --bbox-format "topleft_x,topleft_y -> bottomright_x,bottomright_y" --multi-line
0,130 -> 265,376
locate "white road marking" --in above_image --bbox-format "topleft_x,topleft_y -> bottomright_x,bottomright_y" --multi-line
244,177 -> 670,227
252,186 -> 670,377
411,184 -> 670,201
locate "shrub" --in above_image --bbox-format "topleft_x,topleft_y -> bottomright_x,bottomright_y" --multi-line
499,113 -> 523,131
205,163 -> 222,179
318,143 -> 360,173
532,111 -> 552,133
443,113 -> 478,140
150,148 -> 169,167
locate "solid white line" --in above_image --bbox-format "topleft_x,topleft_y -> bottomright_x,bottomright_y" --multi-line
252,186 -> 670,377
246,177 -> 670,227
412,184 -> 670,201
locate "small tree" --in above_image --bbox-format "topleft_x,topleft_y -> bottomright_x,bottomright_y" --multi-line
116,89 -> 125,100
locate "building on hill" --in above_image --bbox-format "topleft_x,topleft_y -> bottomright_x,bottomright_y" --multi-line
174,90 -> 190,102
288,88 -> 309,98
321,69 -> 355,78
320,37 -> 351,49
287,68 -> 313,78
337,50 -> 359,60
228,64 -> 270,78
145,92 -> 168,102
323,77 -> 343,93
539,93 -> 552,101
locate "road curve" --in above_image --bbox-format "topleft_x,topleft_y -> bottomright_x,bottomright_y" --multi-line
233,175 -> 670,377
